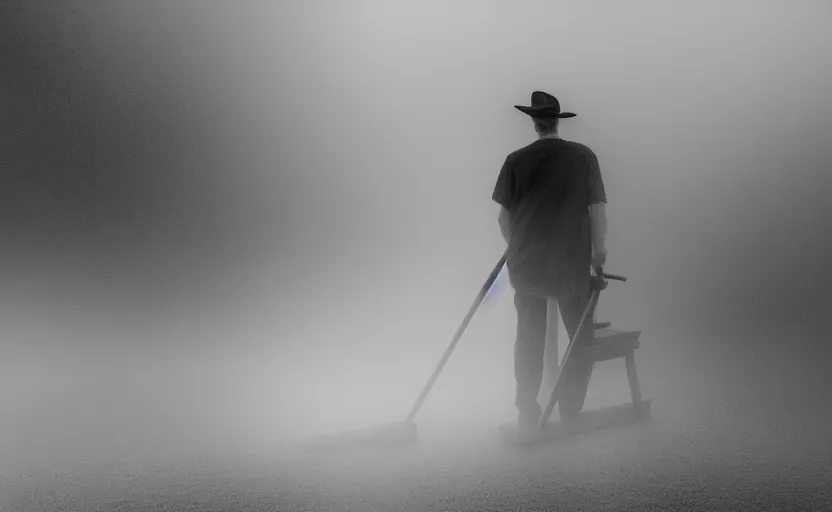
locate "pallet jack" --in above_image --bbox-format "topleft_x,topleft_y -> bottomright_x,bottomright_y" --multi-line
498,267 -> 651,446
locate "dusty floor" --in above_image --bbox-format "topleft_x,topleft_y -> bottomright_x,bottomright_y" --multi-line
5,333 -> 831,512
7,409 -> 831,511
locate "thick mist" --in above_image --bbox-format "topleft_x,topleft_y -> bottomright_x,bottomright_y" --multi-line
2,1 -> 831,510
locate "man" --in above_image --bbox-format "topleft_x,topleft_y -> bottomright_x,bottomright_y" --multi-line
492,91 -> 608,435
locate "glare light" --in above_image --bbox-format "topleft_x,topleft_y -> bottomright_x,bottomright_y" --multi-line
482,261 -> 507,304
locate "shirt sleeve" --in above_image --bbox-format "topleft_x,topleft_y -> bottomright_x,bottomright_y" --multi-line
492,156 -> 515,210
586,149 -> 607,205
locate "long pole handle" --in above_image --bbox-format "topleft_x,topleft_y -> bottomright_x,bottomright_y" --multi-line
405,253 -> 507,423
602,272 -> 626,281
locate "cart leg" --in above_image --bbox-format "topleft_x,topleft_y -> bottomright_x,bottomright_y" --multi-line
624,351 -> 646,415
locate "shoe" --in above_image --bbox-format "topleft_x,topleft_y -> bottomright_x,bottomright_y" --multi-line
516,407 -> 543,444
516,421 -> 541,444
558,383 -> 588,422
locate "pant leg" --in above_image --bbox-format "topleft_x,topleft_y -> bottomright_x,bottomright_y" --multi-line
539,298 -> 560,402
514,292 -> 548,425
556,277 -> 595,419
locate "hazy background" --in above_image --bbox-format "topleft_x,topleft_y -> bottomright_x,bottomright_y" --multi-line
2,0 -> 831,509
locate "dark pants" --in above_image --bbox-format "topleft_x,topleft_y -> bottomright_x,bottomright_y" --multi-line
514,279 -> 594,425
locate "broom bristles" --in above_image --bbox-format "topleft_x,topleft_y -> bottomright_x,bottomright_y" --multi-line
303,421 -> 418,452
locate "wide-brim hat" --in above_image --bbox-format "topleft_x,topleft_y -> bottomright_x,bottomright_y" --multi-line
514,91 -> 576,118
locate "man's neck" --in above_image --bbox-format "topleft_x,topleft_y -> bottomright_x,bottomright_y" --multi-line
538,132 -> 560,140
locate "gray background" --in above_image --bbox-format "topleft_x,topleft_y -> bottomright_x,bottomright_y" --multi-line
2,1 -> 831,510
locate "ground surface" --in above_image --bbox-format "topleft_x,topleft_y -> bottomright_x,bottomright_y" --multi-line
4,328 -> 831,511
7,406 -> 831,512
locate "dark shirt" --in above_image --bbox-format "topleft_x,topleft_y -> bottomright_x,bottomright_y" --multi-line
492,138 -> 607,297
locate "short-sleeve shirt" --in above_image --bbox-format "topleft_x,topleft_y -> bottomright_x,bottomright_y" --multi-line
492,138 -> 607,297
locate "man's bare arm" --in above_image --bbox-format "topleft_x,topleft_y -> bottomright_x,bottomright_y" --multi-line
586,148 -> 607,264
498,207 -> 511,244
589,202 -> 607,255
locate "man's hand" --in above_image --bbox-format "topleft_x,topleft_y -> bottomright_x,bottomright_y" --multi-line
591,247 -> 607,269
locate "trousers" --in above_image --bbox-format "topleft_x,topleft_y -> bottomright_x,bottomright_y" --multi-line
514,277 -> 594,425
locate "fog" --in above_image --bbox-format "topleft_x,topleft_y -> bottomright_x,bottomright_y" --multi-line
2,1 -> 831,510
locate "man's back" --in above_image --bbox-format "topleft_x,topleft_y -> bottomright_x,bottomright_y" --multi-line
492,138 -> 606,297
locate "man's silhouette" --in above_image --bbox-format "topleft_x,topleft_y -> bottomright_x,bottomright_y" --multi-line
492,91 -> 608,436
